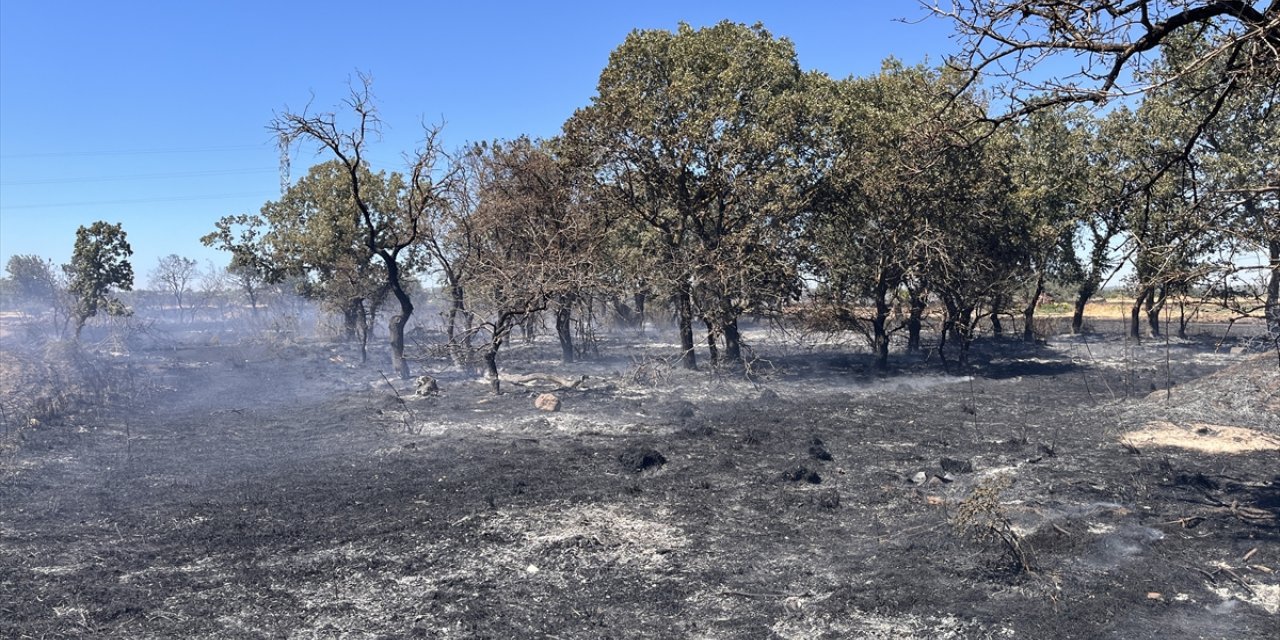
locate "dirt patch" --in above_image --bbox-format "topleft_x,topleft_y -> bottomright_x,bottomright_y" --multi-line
1123,421 -> 1280,454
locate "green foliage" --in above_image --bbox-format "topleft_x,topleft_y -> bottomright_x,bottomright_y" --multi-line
563,21 -> 818,365
5,254 -> 60,302
64,221 -> 134,338
205,16 -> 1273,368
201,214 -> 275,312
259,160 -> 396,335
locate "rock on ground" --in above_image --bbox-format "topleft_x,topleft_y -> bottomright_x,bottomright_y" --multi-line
534,393 -> 561,412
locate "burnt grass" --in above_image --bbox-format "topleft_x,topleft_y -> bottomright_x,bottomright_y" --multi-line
1,328 -> 1277,639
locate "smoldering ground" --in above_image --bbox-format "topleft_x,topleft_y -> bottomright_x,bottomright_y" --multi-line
1,307 -> 1277,639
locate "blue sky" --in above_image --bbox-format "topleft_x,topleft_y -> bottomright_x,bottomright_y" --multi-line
1,1 -> 955,280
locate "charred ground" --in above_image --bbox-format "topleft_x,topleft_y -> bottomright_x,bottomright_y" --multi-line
1,324 -> 1277,639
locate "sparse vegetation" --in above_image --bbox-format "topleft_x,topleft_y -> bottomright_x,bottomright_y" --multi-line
951,474 -> 1033,574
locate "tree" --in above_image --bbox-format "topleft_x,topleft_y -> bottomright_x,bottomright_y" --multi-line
5,254 -> 59,303
926,1 -> 1279,125
64,221 -> 134,339
929,2 -> 1279,332
460,137 -> 605,391
201,214 -> 275,314
148,254 -> 199,319
1007,107 -> 1090,341
257,160 -> 395,357
1153,29 -> 1280,336
563,21 -> 817,369
809,61 -> 973,370
490,138 -> 601,365
4,254 -> 73,335
922,124 -> 1029,366
272,76 -> 450,378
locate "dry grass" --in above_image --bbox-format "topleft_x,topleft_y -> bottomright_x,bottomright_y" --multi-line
1122,421 -> 1280,454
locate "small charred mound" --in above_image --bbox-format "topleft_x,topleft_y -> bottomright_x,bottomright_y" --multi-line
808,487 -> 840,509
667,399 -> 697,419
808,438 -> 833,461
618,445 -> 667,473
940,456 -> 974,474
675,419 -> 715,438
780,465 -> 821,484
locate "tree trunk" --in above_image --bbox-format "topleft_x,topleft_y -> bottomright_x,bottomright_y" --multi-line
989,294 -> 1004,339
675,287 -> 697,370
936,317 -> 950,369
1023,271 -> 1045,342
356,299 -> 369,364
1176,299 -> 1189,339
634,291 -> 647,332
483,347 -> 500,394
1129,287 -> 1149,340
380,255 -> 414,379
444,281 -> 470,368
611,297 -> 635,328
906,290 -> 925,353
341,299 -> 360,341
555,303 -> 574,364
956,308 -> 975,367
722,316 -> 742,365
704,319 -> 720,366
1267,237 -> 1280,337
389,314 -> 409,378
1071,297 -> 1088,335
1146,286 -> 1164,338
872,311 -> 890,372
1072,279 -> 1098,335
388,290 -> 413,380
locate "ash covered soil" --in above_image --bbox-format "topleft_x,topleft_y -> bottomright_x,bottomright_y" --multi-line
2,330 -> 1278,639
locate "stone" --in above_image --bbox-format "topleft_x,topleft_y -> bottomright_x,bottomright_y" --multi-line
534,393 -> 561,412
911,471 -> 928,485
414,375 -> 440,396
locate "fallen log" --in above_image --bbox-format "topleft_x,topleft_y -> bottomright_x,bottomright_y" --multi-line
487,373 -> 587,391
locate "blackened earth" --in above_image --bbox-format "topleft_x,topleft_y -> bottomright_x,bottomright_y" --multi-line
2,330 -> 1277,639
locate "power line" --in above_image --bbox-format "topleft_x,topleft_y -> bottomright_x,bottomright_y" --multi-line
0,192 -> 275,210
0,144 -> 268,159
0,167 -> 278,186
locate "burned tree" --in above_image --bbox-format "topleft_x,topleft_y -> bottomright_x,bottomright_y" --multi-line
148,254 -> 199,320
926,1 -> 1279,127
463,138 -> 605,391
272,76 -> 449,379
809,62 -> 968,370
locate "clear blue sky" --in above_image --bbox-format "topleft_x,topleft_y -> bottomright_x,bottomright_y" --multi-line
1,1 -> 955,281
